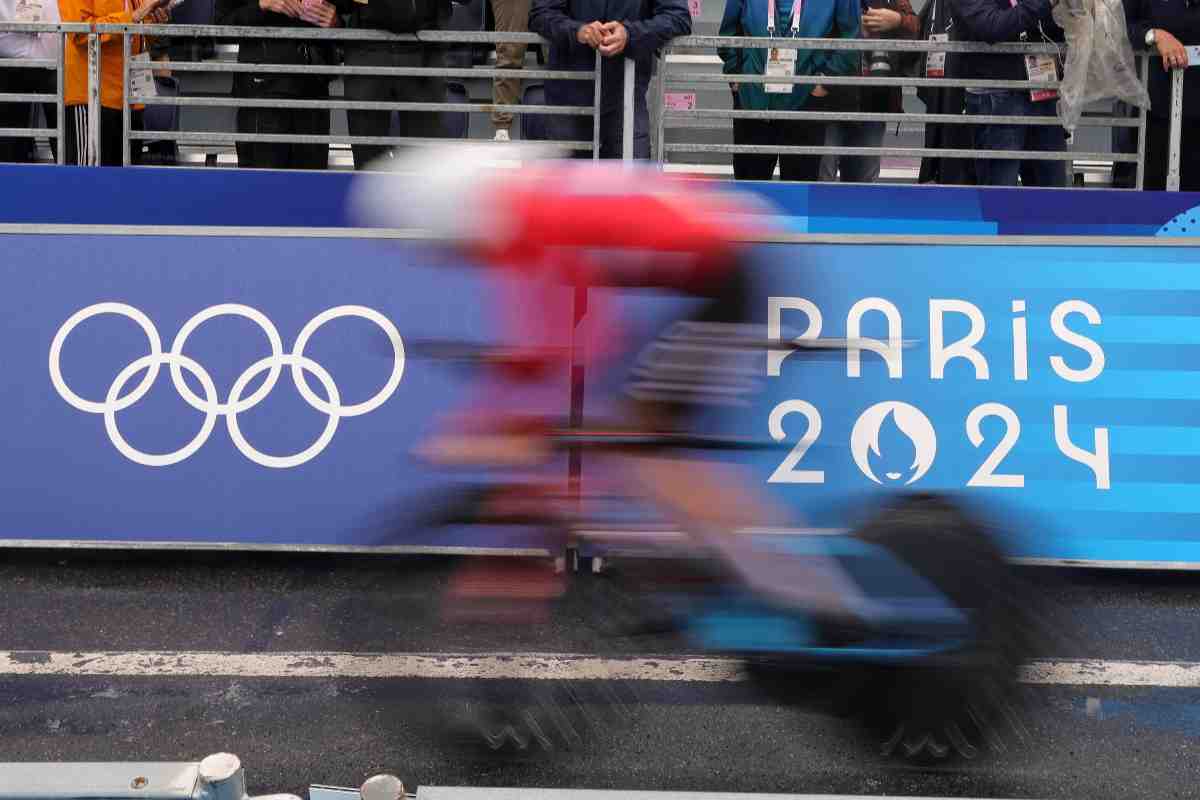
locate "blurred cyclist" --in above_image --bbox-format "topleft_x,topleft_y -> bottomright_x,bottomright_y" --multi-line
351,145 -> 869,624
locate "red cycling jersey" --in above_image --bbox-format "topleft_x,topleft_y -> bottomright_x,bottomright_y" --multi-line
454,163 -> 771,379
467,163 -> 768,289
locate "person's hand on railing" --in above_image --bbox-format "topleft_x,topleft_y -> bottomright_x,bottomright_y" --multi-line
298,0 -> 338,27
258,0 -> 302,18
577,21 -> 605,48
597,21 -> 628,56
1151,28 -> 1189,72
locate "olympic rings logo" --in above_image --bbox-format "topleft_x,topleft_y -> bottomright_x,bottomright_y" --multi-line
48,303 -> 405,469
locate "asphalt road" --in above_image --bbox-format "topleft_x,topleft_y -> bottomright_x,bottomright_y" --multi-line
1,552 -> 1199,799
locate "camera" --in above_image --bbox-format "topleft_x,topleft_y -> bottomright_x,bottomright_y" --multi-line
861,0 -> 897,76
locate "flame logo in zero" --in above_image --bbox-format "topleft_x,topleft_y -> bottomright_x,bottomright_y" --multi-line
850,401 -> 938,485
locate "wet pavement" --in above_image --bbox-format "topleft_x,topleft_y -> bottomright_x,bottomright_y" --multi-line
0,553 -> 1198,799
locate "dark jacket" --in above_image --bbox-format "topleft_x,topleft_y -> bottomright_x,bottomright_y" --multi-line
332,0 -> 451,50
529,0 -> 691,111
1126,0 -> 1200,118
947,0 -> 1062,83
913,0 -> 963,107
914,0 -> 975,184
215,0 -> 334,97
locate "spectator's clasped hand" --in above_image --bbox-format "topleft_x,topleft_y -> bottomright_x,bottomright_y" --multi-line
259,0 -> 303,17
132,0 -> 170,24
258,0 -> 337,24
576,20 -> 629,57
299,0 -> 339,28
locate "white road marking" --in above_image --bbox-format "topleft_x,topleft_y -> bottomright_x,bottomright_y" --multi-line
0,652 -> 1198,688
418,789 -> 1025,800
1020,659 -> 1200,687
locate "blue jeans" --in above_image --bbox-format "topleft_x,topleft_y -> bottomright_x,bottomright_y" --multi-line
819,120 -> 886,183
966,90 -> 1067,187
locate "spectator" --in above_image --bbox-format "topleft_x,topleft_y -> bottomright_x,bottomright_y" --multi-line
719,0 -> 861,181
1,0 -> 59,162
1126,0 -> 1199,190
821,0 -> 918,182
530,0 -> 690,159
332,0 -> 449,169
59,0 -> 169,165
490,0 -> 529,142
948,0 -> 1067,187
914,0 -> 975,185
216,0 -> 338,170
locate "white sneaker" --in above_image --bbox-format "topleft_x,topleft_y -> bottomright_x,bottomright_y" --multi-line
493,129 -> 511,143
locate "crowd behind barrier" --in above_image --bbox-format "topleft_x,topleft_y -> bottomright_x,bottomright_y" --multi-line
0,0 -> 1195,189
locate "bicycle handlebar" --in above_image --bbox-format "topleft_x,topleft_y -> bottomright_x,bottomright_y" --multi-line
401,336 -> 920,371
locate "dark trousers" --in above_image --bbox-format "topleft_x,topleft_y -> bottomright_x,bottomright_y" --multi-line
546,61 -> 651,159
919,123 -> 977,185
552,104 -> 651,160
1110,100 -> 1139,189
1143,114 -> 1200,192
65,106 -> 144,166
731,91 -> 838,181
236,103 -> 330,170
0,66 -> 57,163
966,90 -> 1066,187
344,44 -> 446,170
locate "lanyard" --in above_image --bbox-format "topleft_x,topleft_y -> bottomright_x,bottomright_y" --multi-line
766,0 -> 802,37
1007,0 -> 1052,43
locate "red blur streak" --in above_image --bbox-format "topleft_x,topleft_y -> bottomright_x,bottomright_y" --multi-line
442,558 -> 566,625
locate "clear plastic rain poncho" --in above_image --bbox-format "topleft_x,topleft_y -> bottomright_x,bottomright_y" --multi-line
1052,0 -> 1151,131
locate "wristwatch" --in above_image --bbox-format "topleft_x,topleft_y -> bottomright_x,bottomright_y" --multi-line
1145,28 -> 1157,47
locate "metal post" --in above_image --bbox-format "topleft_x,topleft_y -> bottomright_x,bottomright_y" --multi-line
55,32 -> 65,164
1135,54 -> 1148,190
122,32 -> 131,166
197,753 -> 247,800
1167,66 -> 1184,191
87,32 -> 101,166
592,51 -> 602,160
359,775 -> 405,800
622,56 -> 635,162
655,47 -> 668,169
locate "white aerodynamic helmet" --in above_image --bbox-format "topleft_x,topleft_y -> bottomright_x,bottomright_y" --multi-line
348,142 -> 558,241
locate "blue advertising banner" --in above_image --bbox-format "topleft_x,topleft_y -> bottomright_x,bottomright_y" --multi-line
4,163 -> 1200,237
3,166 -> 1200,565
575,240 -> 1200,568
743,242 -> 1200,567
1,232 -> 569,553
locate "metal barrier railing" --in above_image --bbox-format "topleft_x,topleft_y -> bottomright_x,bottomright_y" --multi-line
1164,45 -> 1193,191
0,24 -> 607,167
0,22 -> 1193,189
658,35 -> 1152,189
103,25 -> 605,167
0,21 -> 86,165
0,752 -> 298,800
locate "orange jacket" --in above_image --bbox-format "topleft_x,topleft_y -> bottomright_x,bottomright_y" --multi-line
58,0 -> 146,108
